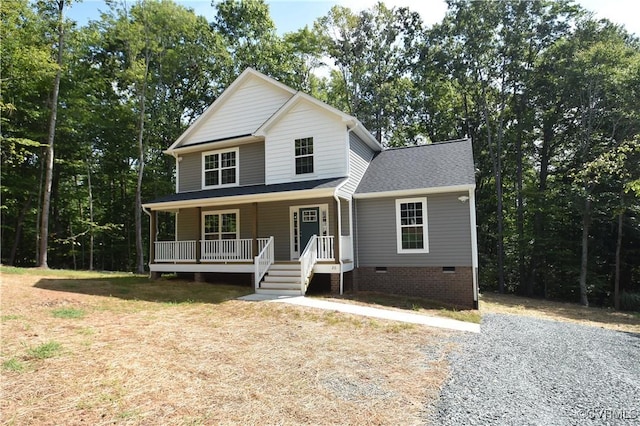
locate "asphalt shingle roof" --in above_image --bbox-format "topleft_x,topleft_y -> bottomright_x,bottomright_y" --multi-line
145,177 -> 346,206
355,138 -> 475,194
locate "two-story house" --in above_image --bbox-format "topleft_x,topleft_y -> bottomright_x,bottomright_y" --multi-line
143,68 -> 479,309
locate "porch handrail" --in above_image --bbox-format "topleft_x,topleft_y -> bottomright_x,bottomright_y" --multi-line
254,236 -> 274,288
317,236 -> 334,260
154,240 -> 196,262
299,235 -> 318,294
201,239 -> 253,261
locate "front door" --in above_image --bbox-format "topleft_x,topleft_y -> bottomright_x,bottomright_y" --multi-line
299,207 -> 320,254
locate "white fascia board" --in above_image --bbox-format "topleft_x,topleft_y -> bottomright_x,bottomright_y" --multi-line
143,187 -> 337,211
349,119 -> 382,151
165,135 -> 262,156
353,184 -> 476,199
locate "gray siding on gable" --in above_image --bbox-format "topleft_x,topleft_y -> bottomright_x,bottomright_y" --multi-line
341,132 -> 375,195
355,192 -> 472,267
178,141 -> 265,192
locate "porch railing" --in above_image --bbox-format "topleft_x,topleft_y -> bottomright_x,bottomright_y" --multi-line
201,239 -> 253,262
300,235 -> 318,294
254,236 -> 274,288
317,236 -> 335,260
154,240 -> 196,262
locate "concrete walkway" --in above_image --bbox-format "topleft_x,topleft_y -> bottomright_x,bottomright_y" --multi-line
238,294 -> 480,333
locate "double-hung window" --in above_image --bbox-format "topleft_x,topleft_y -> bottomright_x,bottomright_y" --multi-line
294,137 -> 314,175
395,198 -> 429,253
203,211 -> 238,240
202,148 -> 238,189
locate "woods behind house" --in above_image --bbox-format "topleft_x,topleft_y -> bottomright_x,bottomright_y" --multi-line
2,0 -> 639,308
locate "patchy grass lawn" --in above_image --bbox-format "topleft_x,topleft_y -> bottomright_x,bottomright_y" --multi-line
0,267 -> 452,425
319,292 -> 482,324
480,292 -> 640,333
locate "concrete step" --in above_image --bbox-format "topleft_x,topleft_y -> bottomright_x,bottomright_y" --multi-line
269,263 -> 301,271
259,282 -> 301,290
266,269 -> 300,277
255,288 -> 303,296
264,275 -> 300,283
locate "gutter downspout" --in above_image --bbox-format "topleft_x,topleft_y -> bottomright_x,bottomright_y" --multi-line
469,188 -> 479,309
171,152 -> 180,193
333,192 -> 344,295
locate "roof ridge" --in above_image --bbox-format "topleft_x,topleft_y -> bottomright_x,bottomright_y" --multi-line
383,138 -> 470,151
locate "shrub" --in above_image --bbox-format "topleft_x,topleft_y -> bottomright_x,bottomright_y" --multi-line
619,292 -> 640,312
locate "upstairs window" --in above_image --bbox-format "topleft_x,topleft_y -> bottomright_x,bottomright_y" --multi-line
295,137 -> 314,175
202,148 -> 238,188
396,198 -> 429,253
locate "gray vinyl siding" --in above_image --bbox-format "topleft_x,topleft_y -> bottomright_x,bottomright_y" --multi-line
178,141 -> 265,192
355,192 -> 472,267
340,200 -> 350,236
239,141 -> 265,186
176,208 -> 199,240
341,132 -> 375,195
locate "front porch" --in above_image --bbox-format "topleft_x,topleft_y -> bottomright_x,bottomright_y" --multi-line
149,235 -> 352,295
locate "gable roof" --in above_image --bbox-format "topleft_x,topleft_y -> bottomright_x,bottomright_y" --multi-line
167,68 -> 296,151
355,138 -> 476,196
255,91 -> 381,151
166,67 -> 381,153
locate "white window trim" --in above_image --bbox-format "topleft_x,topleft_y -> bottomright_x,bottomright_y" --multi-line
294,137 -> 315,176
289,203 -> 329,259
201,147 -> 239,189
395,197 -> 429,254
201,209 -> 240,240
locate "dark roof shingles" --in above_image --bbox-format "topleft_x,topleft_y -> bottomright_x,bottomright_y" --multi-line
355,138 -> 475,194
145,177 -> 346,205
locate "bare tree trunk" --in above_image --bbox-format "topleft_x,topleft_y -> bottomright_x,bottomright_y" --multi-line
614,207 -> 623,310
8,196 -> 32,265
88,161 -> 94,271
38,0 -> 65,269
134,49 -> 150,274
578,196 -> 591,307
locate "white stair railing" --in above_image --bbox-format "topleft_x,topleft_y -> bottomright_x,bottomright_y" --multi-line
254,236 -> 274,289
316,236 -> 334,260
299,235 -> 318,294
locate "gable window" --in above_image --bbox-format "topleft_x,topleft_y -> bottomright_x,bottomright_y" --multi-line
395,198 -> 429,253
202,148 -> 238,188
203,211 -> 238,240
295,137 -> 314,175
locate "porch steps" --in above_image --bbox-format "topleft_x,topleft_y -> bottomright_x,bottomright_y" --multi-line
256,263 -> 304,296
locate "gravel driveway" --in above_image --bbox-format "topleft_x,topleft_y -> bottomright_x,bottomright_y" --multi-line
427,313 -> 640,425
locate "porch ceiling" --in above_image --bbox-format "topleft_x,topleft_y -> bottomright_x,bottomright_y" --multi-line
143,177 -> 346,211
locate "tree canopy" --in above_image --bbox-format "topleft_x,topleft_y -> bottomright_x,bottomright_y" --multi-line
2,0 -> 639,309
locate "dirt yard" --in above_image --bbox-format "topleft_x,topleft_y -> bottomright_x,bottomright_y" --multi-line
0,269 -> 452,425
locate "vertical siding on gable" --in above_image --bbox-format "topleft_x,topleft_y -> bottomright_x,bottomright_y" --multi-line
265,102 -> 348,184
182,76 -> 293,146
341,132 -> 375,195
178,141 -> 265,192
355,193 -> 472,267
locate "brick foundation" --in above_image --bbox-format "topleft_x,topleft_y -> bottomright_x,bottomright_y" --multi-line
330,274 -> 340,294
354,266 -> 475,309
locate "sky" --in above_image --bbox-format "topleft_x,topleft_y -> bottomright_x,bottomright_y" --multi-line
67,0 -> 640,37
